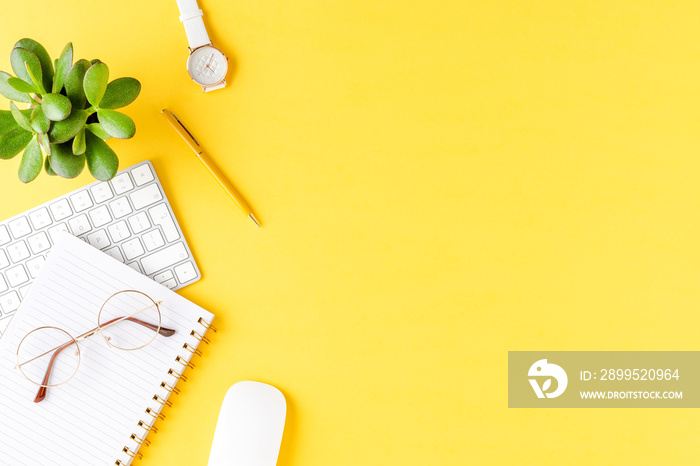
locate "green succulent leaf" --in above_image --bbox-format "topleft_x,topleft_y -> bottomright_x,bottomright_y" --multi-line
15,39 -> 54,93
31,106 -> 50,134
52,42 -> 73,93
0,109 -> 32,135
83,62 -> 109,107
0,127 -> 32,159
0,110 -> 18,135
65,59 -> 90,109
44,155 -> 56,175
99,78 -> 141,109
48,109 -> 88,143
10,102 -> 32,132
18,136 -> 42,183
10,47 -> 43,91
42,93 -> 72,121
0,71 -> 31,103
7,77 -> 37,94
49,141 -> 85,178
72,128 -> 86,155
84,131 -> 118,181
25,62 -> 45,94
85,122 -> 112,140
37,132 -> 51,155
97,109 -> 135,139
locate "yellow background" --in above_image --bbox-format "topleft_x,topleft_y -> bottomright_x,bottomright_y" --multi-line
0,0 -> 698,464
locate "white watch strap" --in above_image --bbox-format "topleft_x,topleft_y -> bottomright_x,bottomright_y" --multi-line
203,82 -> 226,93
176,0 -> 211,49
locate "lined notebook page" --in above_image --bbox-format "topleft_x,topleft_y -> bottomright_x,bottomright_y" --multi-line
0,234 -> 214,466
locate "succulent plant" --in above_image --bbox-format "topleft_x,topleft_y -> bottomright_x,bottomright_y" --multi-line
0,38 -> 140,183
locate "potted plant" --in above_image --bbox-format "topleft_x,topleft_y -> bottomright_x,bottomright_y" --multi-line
0,38 -> 140,183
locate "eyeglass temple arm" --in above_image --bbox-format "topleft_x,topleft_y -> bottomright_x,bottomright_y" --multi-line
34,340 -> 77,403
99,317 -> 176,337
34,318 -> 176,403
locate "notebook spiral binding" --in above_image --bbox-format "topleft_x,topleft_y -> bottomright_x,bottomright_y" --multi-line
115,317 -> 217,466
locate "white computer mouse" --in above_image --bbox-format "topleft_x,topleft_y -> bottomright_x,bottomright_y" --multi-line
208,381 -> 287,466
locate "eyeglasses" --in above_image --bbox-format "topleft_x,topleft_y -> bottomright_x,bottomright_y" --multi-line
14,290 -> 176,403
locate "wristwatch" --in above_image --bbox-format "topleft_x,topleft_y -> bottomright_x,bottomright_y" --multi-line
176,0 -> 229,92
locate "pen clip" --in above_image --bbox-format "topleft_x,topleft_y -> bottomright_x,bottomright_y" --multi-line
163,110 -> 201,148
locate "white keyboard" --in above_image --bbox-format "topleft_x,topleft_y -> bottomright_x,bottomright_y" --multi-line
0,160 -> 201,336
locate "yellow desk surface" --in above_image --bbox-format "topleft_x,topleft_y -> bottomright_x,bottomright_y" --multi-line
1,1 -> 698,464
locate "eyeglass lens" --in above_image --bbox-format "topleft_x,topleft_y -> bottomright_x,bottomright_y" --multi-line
97,290 -> 162,350
17,327 -> 80,387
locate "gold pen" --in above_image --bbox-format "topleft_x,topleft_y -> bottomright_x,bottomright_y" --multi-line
161,109 -> 261,227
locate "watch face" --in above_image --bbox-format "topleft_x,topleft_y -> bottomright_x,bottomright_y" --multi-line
187,46 -> 228,86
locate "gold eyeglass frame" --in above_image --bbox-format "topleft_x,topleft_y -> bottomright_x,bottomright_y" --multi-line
14,290 -> 170,393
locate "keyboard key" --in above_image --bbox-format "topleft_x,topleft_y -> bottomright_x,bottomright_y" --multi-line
26,256 -> 45,279
7,241 -> 30,263
89,205 -> 112,227
6,265 -> 28,287
70,190 -> 94,212
0,275 -> 7,293
49,198 -> 72,221
0,251 -> 8,269
130,184 -> 163,210
8,217 -> 32,239
109,197 -> 133,219
0,291 -> 20,314
153,270 -> 174,283
104,246 -> 125,263
141,242 -> 188,275
90,182 -> 114,203
27,232 -> 50,254
68,214 -> 92,235
87,229 -> 111,249
111,173 -> 134,194
128,212 -> 151,234
47,223 -> 69,243
127,262 -> 142,273
161,278 -> 177,289
122,238 -> 145,261
107,221 -> 131,243
0,225 -> 10,246
18,284 -> 31,298
148,204 -> 180,242
28,207 -> 53,230
142,230 -> 165,251
131,164 -> 154,186
174,261 -> 197,283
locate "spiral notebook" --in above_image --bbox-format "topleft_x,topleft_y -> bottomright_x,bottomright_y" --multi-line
0,234 -> 215,466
